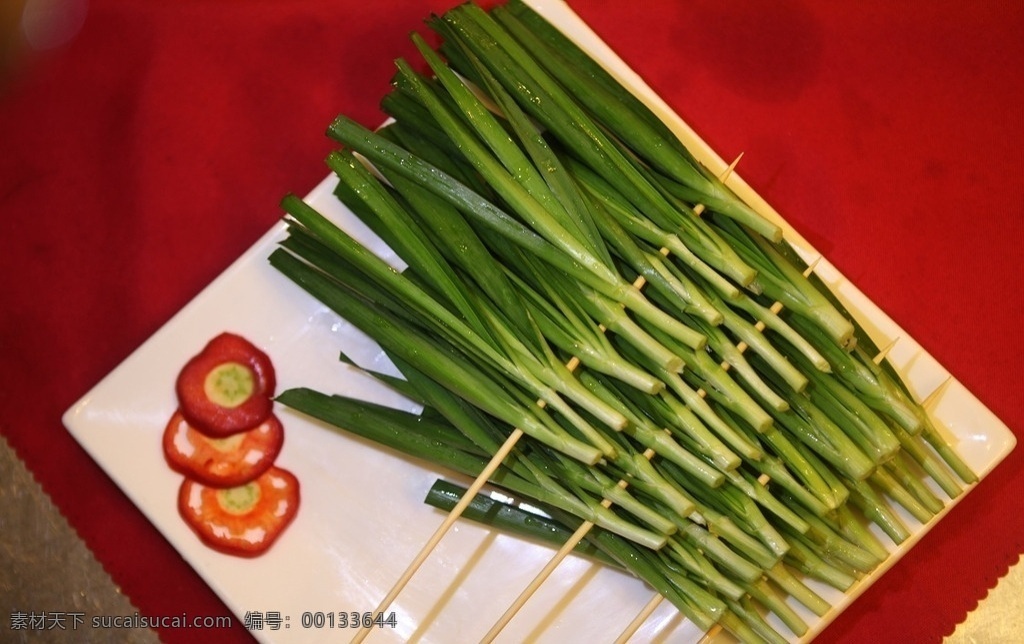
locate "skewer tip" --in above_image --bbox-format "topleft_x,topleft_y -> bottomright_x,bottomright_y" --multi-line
720,152 -> 744,183
802,256 -> 822,278
872,336 -> 900,365
922,375 -> 954,410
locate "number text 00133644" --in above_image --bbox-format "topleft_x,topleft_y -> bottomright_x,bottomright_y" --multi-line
241,610 -> 398,631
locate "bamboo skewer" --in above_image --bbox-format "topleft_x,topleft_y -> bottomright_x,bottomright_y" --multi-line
351,306 -> 610,640
350,427 -> 525,644
482,510 -> 602,642
355,143 -> 829,643
480,256 -> 666,640
481,448 -> 657,643
483,155 -> 811,643
610,157 -> 786,644
351,146 -> 750,643
614,593 -> 666,644
627,312 -> 908,643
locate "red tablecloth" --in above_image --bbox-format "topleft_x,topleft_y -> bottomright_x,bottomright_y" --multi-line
2,1 -> 1022,642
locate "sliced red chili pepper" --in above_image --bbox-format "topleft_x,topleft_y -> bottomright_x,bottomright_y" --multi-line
176,332 -> 276,436
162,409 -> 284,488
178,466 -> 300,557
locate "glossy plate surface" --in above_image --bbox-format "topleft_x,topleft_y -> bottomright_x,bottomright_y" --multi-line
64,1 -> 1015,641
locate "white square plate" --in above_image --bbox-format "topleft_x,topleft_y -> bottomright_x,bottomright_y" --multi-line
64,1 -> 1016,642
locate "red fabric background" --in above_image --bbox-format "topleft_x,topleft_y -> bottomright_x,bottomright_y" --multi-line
1,1 -> 1021,642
